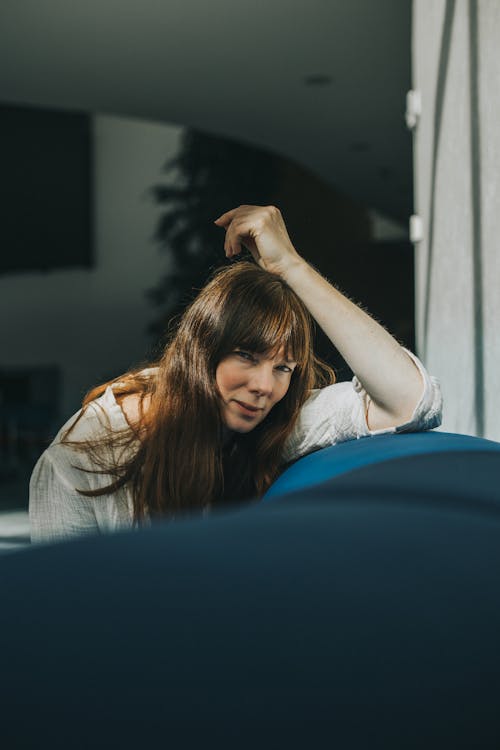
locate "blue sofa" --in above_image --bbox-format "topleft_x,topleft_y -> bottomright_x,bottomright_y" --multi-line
1,431 -> 500,748
265,430 -> 500,499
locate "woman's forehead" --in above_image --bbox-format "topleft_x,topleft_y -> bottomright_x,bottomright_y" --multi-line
228,329 -> 301,361
259,344 -> 296,362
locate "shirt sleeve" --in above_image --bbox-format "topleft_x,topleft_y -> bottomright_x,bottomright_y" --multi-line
29,399 -> 135,544
352,348 -> 443,438
29,446 -> 100,545
282,347 -> 443,464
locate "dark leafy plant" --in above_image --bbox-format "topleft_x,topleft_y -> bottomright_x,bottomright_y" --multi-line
147,129 -> 283,343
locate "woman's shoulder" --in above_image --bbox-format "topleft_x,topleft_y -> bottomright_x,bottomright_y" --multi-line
46,368 -> 156,455
57,389 -> 128,444
69,366 -> 158,438
116,392 -> 152,428
111,365 -> 158,427
281,381 -> 363,464
300,380 -> 360,418
305,379 -> 356,400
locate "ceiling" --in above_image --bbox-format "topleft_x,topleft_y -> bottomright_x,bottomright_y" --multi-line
0,0 -> 413,222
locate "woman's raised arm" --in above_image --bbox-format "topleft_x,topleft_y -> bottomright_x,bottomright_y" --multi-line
214,204 -> 423,431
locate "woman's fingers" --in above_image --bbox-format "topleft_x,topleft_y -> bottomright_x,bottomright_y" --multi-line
215,206 -> 264,260
226,237 -> 242,257
215,209 -> 237,256
214,207 -> 240,227
224,228 -> 241,258
222,215 -> 249,257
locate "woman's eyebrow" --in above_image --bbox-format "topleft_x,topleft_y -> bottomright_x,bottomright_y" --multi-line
267,352 -> 297,363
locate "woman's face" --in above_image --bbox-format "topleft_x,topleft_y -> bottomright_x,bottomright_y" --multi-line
215,346 -> 297,433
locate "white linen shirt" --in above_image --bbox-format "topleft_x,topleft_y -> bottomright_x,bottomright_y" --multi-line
29,348 -> 442,544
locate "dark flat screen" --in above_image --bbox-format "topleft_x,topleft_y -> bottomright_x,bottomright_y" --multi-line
0,103 -> 92,273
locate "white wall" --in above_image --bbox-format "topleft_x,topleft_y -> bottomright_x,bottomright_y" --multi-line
0,114 -> 183,420
412,0 -> 500,440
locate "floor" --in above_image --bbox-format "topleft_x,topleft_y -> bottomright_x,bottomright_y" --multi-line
0,470 -> 31,554
0,509 -> 30,554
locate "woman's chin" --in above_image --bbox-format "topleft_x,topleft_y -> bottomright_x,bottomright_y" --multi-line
222,412 -> 260,434
225,420 -> 255,434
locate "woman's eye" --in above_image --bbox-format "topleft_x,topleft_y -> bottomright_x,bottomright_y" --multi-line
235,350 -> 254,361
233,351 -> 294,372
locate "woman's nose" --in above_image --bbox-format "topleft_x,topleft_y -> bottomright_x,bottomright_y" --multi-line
248,365 -> 274,396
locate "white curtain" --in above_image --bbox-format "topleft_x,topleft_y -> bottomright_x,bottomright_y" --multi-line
412,0 -> 500,440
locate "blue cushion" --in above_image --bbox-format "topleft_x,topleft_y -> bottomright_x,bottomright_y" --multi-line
2,450 -> 500,747
264,431 -> 500,500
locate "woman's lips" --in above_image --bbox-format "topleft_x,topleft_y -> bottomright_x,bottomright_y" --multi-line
234,400 -> 263,416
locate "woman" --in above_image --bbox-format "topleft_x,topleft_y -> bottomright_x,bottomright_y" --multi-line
29,205 -> 442,543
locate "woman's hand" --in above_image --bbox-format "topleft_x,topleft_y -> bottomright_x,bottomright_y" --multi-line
214,205 -> 303,277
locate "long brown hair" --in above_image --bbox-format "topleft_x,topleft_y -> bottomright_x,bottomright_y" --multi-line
61,261 -> 336,523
